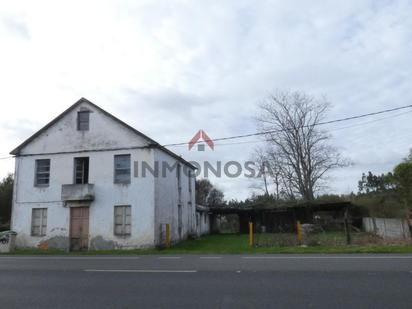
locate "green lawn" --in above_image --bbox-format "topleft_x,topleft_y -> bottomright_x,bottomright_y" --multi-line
4,233 -> 412,255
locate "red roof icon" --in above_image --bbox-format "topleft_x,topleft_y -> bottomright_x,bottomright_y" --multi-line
188,130 -> 214,151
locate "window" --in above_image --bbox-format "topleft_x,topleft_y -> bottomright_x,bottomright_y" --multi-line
114,154 -> 131,184
74,157 -> 89,184
77,111 -> 90,131
31,208 -> 47,236
35,159 -> 50,186
114,206 -> 131,236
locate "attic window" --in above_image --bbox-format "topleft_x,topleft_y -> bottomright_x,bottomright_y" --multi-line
77,111 -> 90,131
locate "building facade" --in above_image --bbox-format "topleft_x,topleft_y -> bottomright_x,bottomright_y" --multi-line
10,98 -> 197,250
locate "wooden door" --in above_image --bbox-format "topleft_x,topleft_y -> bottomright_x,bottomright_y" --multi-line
70,207 -> 89,251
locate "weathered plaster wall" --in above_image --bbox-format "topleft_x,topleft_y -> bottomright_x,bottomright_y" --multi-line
87,147 -> 155,249
19,101 -> 150,155
196,212 -> 210,236
153,149 -> 196,246
12,149 -> 156,250
11,101 -> 156,250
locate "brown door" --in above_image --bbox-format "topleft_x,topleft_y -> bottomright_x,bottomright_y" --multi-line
70,207 -> 89,251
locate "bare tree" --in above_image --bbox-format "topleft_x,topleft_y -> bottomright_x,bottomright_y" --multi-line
250,146 -> 294,200
266,147 -> 294,200
256,90 -> 346,201
250,147 -> 270,196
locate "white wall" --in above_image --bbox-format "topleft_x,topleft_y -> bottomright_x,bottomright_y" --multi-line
11,100 -> 158,249
363,217 -> 411,239
19,102 -> 149,155
12,148 -> 156,249
11,100 -> 198,250
153,149 -> 196,246
196,211 -> 210,236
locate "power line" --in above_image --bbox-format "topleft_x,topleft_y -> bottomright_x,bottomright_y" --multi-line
167,109 -> 412,148
1,103 -> 411,158
323,109 -> 412,133
0,156 -> 13,160
162,104 -> 412,147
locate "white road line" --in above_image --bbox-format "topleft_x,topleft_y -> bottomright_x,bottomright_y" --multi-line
158,256 -> 181,259
84,269 -> 197,273
242,256 -> 412,259
0,256 -> 141,260
199,256 -> 222,259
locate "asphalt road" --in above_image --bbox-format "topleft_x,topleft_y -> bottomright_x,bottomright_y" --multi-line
1,254 -> 412,309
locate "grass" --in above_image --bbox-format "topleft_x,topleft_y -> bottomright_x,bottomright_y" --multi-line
3,233 -> 412,255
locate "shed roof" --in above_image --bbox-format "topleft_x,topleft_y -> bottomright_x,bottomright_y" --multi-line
209,201 -> 352,215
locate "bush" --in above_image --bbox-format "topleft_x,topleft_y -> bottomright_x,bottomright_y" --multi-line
0,174 -> 13,226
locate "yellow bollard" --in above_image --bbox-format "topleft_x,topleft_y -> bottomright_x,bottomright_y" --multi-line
249,222 -> 254,247
165,224 -> 171,248
296,221 -> 302,244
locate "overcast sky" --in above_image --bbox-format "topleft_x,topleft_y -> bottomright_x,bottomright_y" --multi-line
1,0 -> 412,200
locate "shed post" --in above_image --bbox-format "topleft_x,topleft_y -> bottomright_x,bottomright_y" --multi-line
296,221 -> 302,244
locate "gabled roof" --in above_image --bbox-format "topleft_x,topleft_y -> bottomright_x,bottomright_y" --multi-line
10,97 -> 195,169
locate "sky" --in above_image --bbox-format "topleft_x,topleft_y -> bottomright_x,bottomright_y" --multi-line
0,0 -> 412,200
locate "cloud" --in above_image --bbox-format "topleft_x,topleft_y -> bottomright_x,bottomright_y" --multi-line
1,16 -> 30,39
0,119 -> 41,140
0,0 -> 412,199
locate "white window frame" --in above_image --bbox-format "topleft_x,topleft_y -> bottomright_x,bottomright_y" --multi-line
31,208 -> 47,236
114,205 -> 131,236
114,154 -> 131,184
35,159 -> 50,187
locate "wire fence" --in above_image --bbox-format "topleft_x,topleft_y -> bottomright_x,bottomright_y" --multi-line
252,219 -> 410,248
211,209 -> 412,248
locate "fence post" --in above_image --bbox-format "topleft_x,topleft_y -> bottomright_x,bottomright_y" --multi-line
165,224 -> 171,248
249,222 -> 254,247
296,221 -> 302,244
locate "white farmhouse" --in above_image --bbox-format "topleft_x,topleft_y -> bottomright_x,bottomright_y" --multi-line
10,98 -> 198,251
